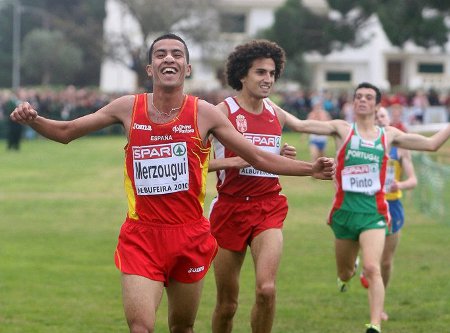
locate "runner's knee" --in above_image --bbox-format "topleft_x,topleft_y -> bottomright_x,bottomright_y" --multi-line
128,321 -> 154,333
255,282 -> 276,305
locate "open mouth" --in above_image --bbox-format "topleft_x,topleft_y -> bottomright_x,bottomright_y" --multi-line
161,67 -> 178,76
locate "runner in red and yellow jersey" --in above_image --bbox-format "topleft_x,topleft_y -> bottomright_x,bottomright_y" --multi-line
116,93 -> 217,285
10,34 -> 335,333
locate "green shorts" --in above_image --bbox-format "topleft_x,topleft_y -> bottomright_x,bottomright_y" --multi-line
330,209 -> 388,241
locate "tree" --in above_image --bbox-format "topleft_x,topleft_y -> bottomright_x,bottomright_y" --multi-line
0,0 -> 105,88
262,0 -> 365,84
21,29 -> 83,85
375,0 -> 449,48
106,0 -> 220,89
263,0 -> 450,85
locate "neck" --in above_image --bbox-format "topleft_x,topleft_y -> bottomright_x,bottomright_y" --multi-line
236,93 -> 264,114
149,92 -> 185,121
355,117 -> 379,140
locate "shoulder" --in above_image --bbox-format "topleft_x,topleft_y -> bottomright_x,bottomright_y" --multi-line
211,100 -> 229,116
197,98 -> 225,121
197,98 -> 218,111
263,98 -> 286,123
109,94 -> 136,108
332,119 -> 351,129
97,94 -> 135,117
384,125 -> 402,140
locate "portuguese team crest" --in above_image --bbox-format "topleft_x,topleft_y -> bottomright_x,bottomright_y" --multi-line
236,114 -> 247,132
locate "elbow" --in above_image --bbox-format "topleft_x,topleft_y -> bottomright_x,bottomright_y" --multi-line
50,133 -> 72,145
410,177 -> 418,189
59,136 -> 73,145
57,124 -> 76,144
425,145 -> 438,152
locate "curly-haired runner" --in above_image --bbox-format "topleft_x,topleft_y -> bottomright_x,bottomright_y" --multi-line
208,40 -> 333,333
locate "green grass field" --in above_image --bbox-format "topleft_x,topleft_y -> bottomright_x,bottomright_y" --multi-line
1,133 -> 449,333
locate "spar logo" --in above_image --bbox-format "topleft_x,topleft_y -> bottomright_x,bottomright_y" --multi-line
133,144 -> 172,160
342,164 -> 377,175
244,133 -> 280,147
173,143 -> 187,156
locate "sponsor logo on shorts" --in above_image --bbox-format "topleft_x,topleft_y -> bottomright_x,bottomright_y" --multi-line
187,265 -> 205,274
377,221 -> 386,226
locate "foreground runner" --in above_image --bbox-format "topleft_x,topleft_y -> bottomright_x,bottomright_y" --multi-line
10,33 -> 334,333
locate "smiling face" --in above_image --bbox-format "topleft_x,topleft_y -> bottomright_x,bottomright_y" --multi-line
146,38 -> 191,90
240,58 -> 276,99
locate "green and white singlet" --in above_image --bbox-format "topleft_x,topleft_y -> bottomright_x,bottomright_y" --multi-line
328,123 -> 390,225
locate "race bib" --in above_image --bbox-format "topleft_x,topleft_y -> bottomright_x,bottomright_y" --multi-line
342,163 -> 381,195
132,143 -> 189,195
239,133 -> 280,178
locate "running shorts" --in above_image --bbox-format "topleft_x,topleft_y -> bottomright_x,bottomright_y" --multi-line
114,217 -> 218,286
329,209 -> 389,240
209,193 -> 288,252
387,199 -> 404,234
309,139 -> 327,151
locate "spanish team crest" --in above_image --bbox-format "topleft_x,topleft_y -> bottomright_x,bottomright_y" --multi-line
236,114 -> 248,132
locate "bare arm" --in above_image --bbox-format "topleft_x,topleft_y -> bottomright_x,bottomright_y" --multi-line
274,104 -> 347,137
208,143 -> 296,173
390,149 -> 417,192
198,101 -> 335,179
389,124 -> 450,152
208,156 -> 249,172
10,96 -> 134,144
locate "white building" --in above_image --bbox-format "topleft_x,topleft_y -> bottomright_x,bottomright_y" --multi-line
100,0 -> 450,93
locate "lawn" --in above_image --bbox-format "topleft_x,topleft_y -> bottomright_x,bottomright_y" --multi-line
0,133 -> 449,333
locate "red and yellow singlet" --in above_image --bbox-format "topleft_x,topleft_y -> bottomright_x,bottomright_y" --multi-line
124,93 -> 211,225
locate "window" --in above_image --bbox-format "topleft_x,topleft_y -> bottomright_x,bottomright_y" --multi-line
219,13 -> 246,33
418,63 -> 444,74
326,71 -> 351,82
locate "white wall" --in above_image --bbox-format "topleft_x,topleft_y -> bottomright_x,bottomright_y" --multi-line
100,0 -> 450,93
100,0 -> 140,93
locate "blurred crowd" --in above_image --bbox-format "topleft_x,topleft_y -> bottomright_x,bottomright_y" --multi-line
2,86 -> 450,149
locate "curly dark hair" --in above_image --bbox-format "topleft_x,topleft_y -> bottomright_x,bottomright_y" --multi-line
226,40 -> 286,91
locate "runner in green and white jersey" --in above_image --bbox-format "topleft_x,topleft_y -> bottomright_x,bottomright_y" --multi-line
269,82 -> 450,333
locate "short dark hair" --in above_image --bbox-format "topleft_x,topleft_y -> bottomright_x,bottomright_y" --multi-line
226,39 -> 286,91
354,82 -> 382,104
148,33 -> 190,64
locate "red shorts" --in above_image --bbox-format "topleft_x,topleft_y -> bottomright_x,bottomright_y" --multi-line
115,217 -> 218,286
209,193 -> 288,252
